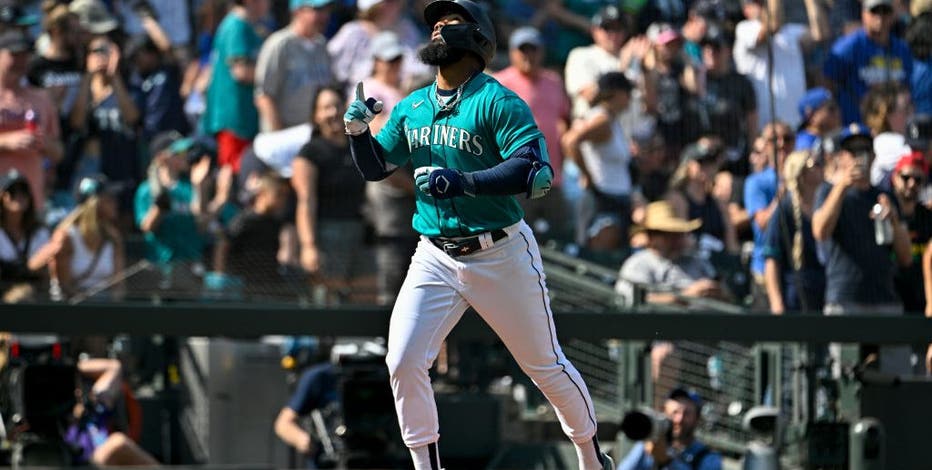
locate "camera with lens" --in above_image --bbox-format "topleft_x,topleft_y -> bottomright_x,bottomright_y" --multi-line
620,407 -> 673,443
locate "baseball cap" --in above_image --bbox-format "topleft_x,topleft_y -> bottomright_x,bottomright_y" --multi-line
75,174 -> 123,204
509,26 -> 543,50
893,150 -> 929,176
591,5 -> 624,29
668,386 -> 704,410
357,0 -> 383,10
371,31 -> 404,61
863,0 -> 892,10
0,28 -> 31,53
0,0 -> 39,27
798,87 -> 834,128
647,22 -> 681,45
149,130 -> 182,156
838,122 -> 873,152
290,0 -> 333,10
0,169 -> 29,195
905,114 -> 932,150
69,0 -> 118,34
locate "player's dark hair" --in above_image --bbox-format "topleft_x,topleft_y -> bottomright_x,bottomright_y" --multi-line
309,83 -> 348,137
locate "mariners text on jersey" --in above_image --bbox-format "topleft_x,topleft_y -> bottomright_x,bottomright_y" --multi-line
405,124 -> 485,156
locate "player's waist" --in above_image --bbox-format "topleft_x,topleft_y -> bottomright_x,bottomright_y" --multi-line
426,222 -> 522,258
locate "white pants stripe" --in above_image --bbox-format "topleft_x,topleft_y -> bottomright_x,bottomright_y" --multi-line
385,220 -> 598,448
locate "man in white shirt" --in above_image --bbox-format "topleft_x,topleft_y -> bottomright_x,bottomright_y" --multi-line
732,0 -> 828,130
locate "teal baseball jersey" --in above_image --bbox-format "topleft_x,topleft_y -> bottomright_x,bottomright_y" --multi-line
374,73 -> 549,238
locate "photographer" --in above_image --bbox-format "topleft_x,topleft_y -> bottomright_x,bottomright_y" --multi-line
618,388 -> 722,470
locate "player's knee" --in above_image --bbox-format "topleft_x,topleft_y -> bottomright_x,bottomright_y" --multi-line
385,349 -> 421,379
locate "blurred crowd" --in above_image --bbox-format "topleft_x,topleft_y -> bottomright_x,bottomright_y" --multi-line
0,0 -> 930,319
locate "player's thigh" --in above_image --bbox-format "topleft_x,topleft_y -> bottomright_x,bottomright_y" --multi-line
465,231 -> 563,367
387,243 -> 469,370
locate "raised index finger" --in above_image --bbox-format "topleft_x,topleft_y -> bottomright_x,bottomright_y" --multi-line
355,82 -> 365,102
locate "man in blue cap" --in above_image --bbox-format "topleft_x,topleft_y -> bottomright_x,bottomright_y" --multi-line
813,123 -> 913,375
794,87 -> 840,151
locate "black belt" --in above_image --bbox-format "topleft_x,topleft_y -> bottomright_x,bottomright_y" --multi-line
429,229 -> 508,258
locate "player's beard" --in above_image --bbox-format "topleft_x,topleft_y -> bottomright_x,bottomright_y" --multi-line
418,41 -> 467,67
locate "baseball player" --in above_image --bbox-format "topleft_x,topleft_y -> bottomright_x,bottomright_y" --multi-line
343,1 -> 614,469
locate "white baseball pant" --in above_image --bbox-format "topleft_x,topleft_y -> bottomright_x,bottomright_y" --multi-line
385,220 -> 599,448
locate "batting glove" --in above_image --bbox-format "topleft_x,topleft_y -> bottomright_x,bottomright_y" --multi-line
414,166 -> 476,199
344,82 -> 383,136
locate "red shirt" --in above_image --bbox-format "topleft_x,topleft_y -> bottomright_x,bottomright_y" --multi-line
0,86 -> 60,209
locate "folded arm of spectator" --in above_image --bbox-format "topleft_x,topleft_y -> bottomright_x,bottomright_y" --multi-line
812,168 -> 855,240
139,15 -> 173,55
275,407 -> 314,455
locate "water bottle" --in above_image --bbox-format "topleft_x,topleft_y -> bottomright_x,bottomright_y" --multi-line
872,203 -> 894,246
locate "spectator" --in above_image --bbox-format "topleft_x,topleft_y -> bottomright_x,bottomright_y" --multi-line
202,0 -> 270,174
696,24 -> 757,172
292,85 -> 366,303
48,175 -> 125,301
213,171 -> 290,298
327,0 -> 429,92
617,387 -> 723,470
812,124 -> 912,375
640,22 -> 700,160
133,134 -> 212,295
680,5 -> 710,63
0,169 -> 52,298
794,87 -> 841,151
126,35 -> 189,142
732,0 -> 827,131
26,3 -> 83,197
906,12 -> 931,115
615,200 -> 726,307
862,83 -> 914,188
0,28 -> 63,210
115,0 -> 191,62
564,5 -> 644,122
667,137 -> 739,254
65,357 -> 160,466
745,122 -> 794,308
494,26 -> 572,241
274,362 -> 339,467
180,0 -> 230,126
763,150 -> 826,314
889,152 -> 932,314
822,0 -> 913,124
68,34 -> 141,216
562,71 -> 634,252
360,32 -> 416,305
254,0 -> 333,133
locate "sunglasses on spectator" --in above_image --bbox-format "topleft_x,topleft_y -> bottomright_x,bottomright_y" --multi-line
869,5 -> 893,15
899,173 -> 925,183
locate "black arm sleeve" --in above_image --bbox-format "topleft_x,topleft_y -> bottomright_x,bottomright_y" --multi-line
467,141 -> 543,195
349,130 -> 394,181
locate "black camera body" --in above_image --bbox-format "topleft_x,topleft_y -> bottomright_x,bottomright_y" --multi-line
620,408 -> 673,443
